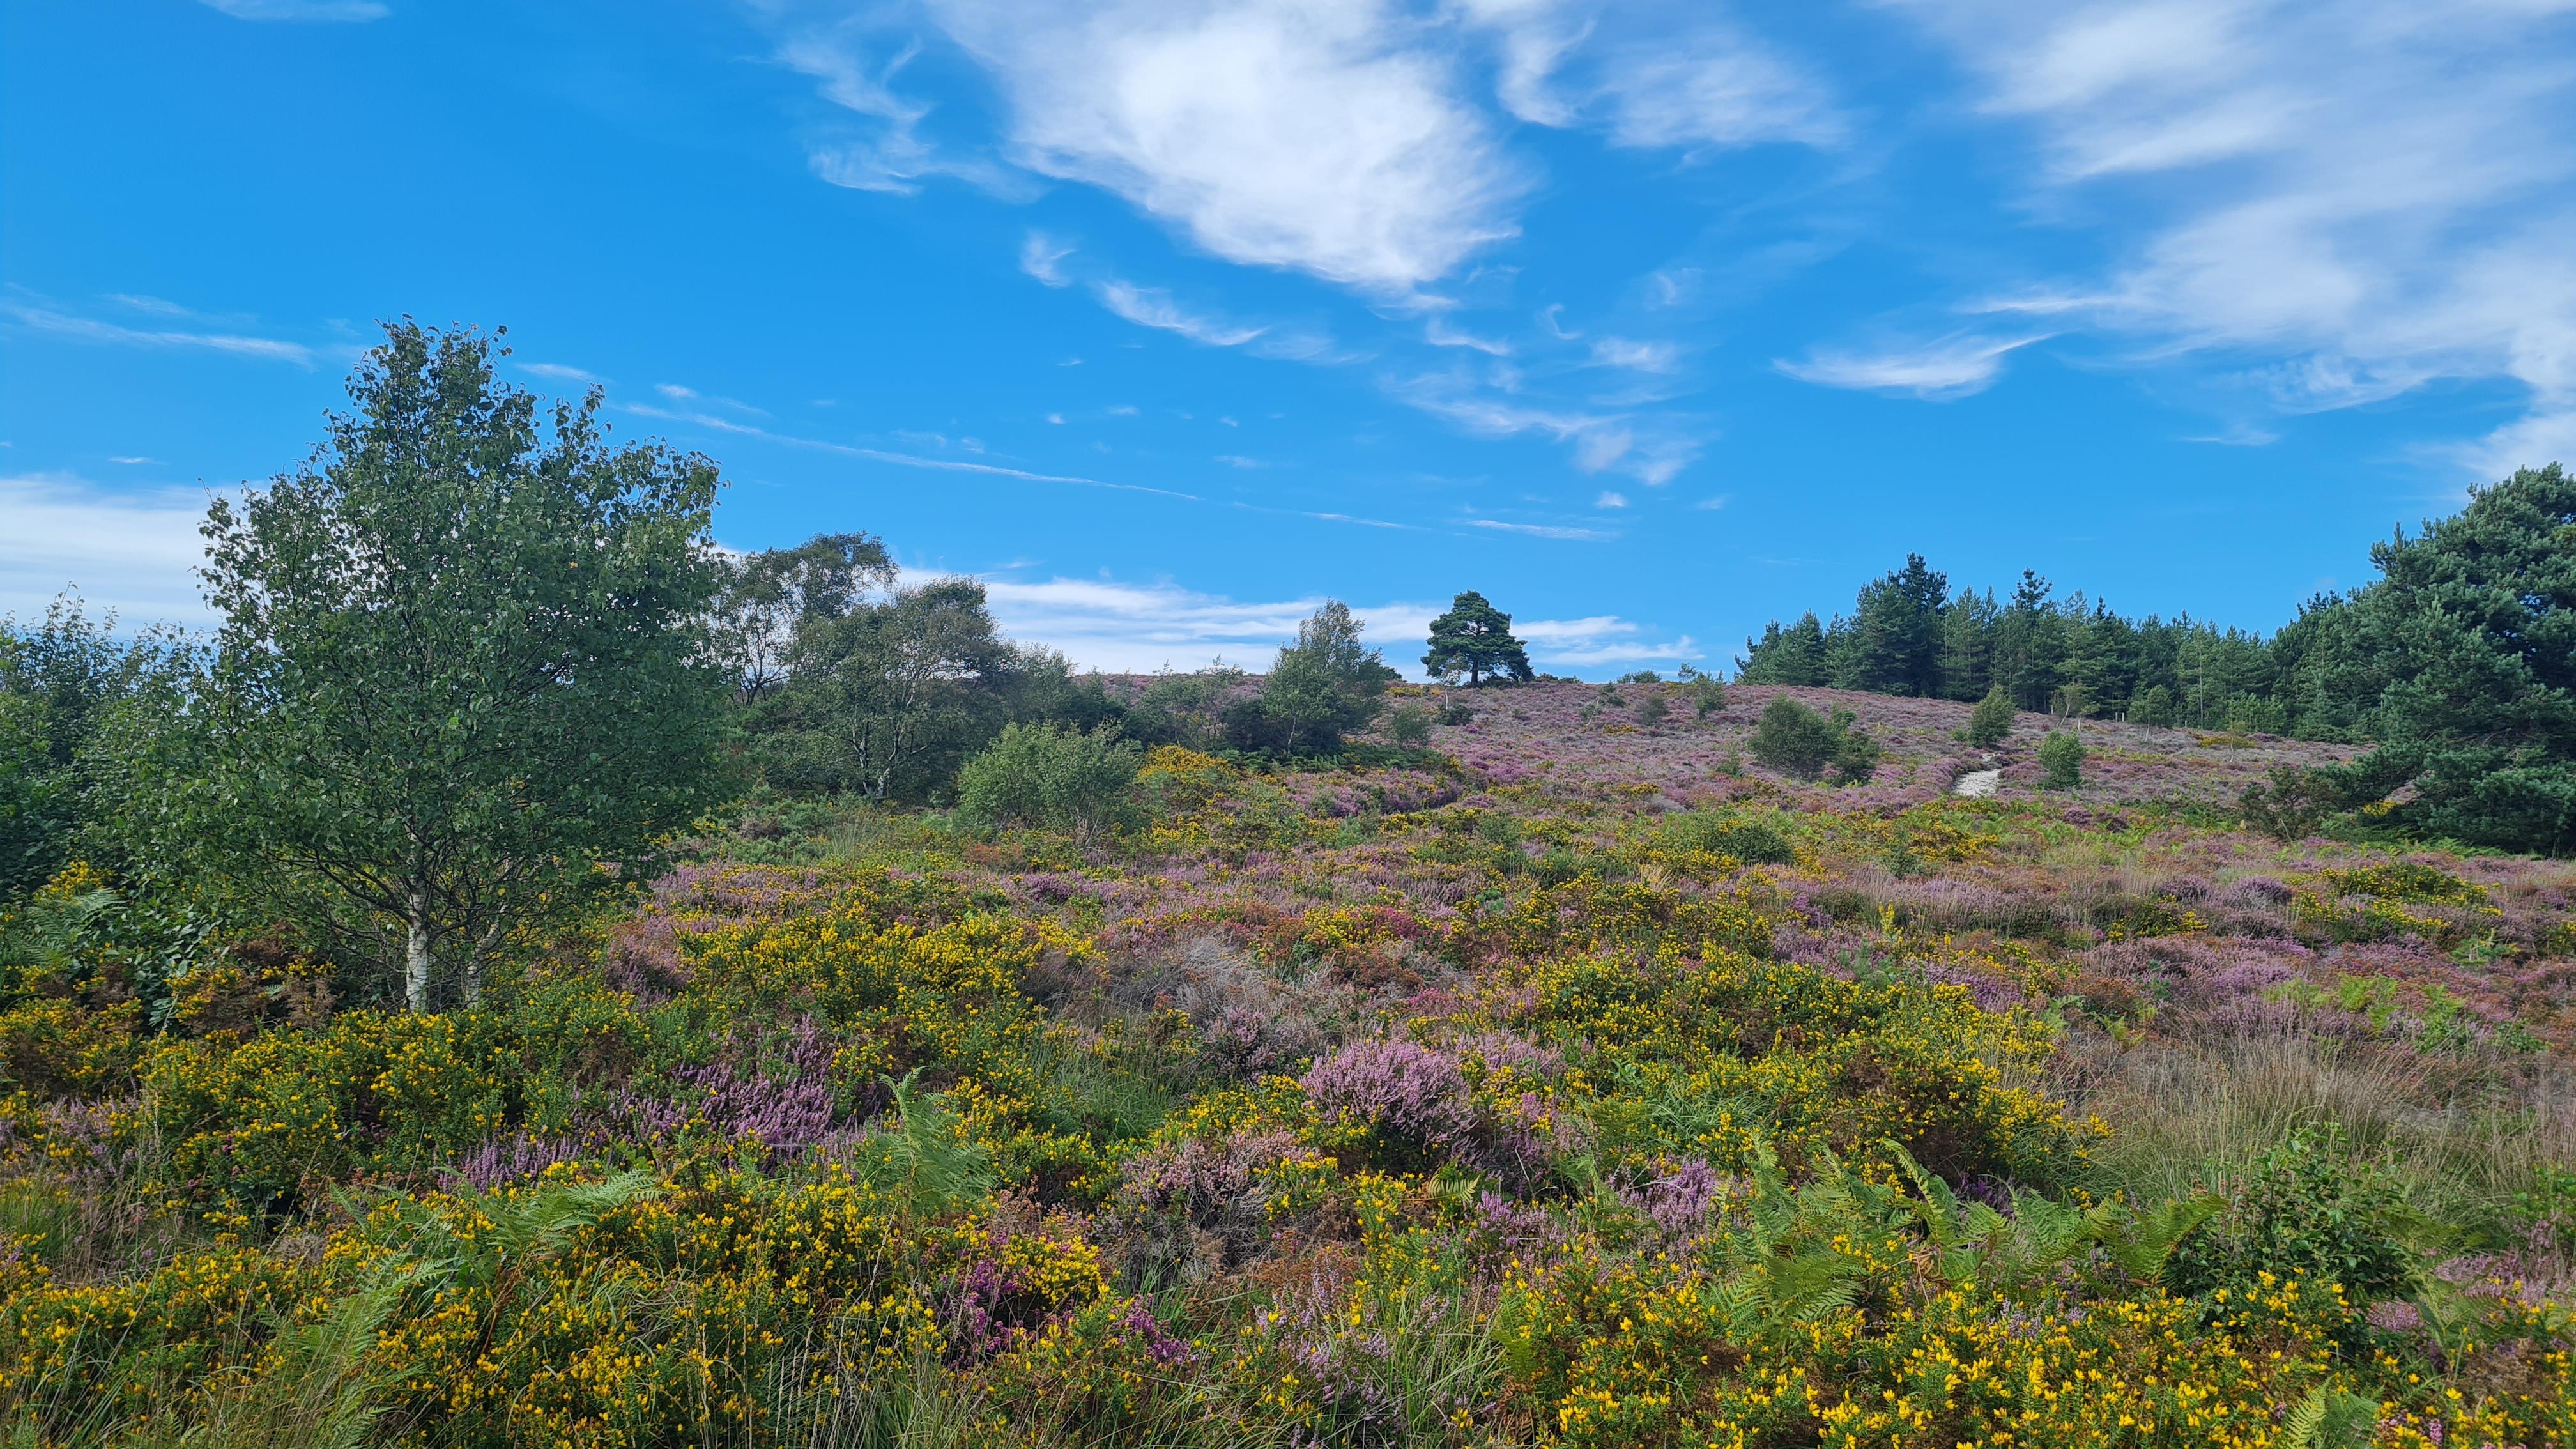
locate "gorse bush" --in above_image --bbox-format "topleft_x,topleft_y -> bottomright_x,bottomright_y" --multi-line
1655,809 -> 1797,865
956,722 -> 1144,841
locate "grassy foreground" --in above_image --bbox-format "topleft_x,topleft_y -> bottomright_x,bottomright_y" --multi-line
3,681 -> 2572,1448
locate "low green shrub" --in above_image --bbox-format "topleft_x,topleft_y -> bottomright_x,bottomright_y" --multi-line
2038,730 -> 2085,790
957,723 -> 1143,842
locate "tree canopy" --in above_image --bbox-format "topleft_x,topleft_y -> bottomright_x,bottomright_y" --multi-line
134,322 -> 734,1010
1254,601 -> 1397,753
2323,463 -> 2575,853
1422,591 -> 1534,686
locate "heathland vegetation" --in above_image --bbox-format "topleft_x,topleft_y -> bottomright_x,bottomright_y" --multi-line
1,324 -> 2572,1447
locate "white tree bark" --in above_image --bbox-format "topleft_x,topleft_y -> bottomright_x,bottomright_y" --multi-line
404,887 -> 433,1013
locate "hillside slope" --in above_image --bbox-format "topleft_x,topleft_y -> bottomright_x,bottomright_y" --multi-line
4,678 -> 2572,1446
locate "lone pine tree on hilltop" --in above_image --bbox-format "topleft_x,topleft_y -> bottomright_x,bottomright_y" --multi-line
1423,590 -> 1535,686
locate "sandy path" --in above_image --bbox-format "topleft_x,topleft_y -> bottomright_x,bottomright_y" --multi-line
1953,767 -> 2002,798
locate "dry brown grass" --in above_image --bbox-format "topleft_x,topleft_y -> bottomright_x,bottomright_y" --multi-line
2064,1027 -> 2576,1222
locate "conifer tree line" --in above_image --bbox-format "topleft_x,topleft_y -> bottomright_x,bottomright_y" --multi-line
1736,555 -> 2337,735
1735,467 -> 2575,852
1735,473 -> 2571,747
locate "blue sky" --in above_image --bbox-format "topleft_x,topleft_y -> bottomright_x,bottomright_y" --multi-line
4,0 -> 2572,675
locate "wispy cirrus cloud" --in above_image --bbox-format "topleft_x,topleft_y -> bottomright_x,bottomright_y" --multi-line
1392,370 -> 1699,484
1425,318 -> 1511,355
2,298 -> 314,365
779,29 -> 1033,197
195,0 -> 387,20
1514,613 -> 1699,666
519,362 -> 603,383
1469,518 -> 1615,541
1590,336 -> 1680,372
1459,0 -> 1844,153
618,401 -> 1200,499
746,2 -> 1843,493
1889,0 -> 2576,474
1094,280 -> 1266,347
1775,333 -> 2048,399
765,1 -> 1843,298
1019,231 -> 1076,287
0,474 -> 214,625
965,570 -> 1676,674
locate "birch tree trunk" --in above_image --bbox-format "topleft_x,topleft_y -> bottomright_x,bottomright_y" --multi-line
404,886 -> 434,1012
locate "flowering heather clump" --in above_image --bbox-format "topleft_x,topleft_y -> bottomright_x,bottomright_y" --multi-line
4,681 -> 2572,1446
442,1130 -> 586,1191
1302,1038 -> 1476,1165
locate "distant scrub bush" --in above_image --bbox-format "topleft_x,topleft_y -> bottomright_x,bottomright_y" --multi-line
1655,809 -> 1797,866
1966,685 -> 2015,747
957,723 -> 1143,841
2168,1129 -> 2419,1336
1749,695 -> 1880,785
2038,729 -> 2085,790
1689,672 -> 1726,719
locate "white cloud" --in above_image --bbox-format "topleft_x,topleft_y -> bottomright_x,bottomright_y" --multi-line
619,401 -> 1200,498
1572,427 -> 1636,472
3,300 -> 312,365
1590,336 -> 1680,372
767,1 -> 1839,294
1594,489 -> 1628,508
103,294 -> 193,316
924,0 -> 1528,292
2457,408 -> 2576,486
1426,317 -> 1512,355
1390,370 -> 1699,483
1513,613 -> 1700,666
968,574 -> 1430,671
1892,0 -> 2576,471
1775,333 -> 2049,399
1020,231 -> 1076,286
1094,279 -> 1268,346
0,475 -> 213,625
1458,0 -> 1844,151
196,0 -> 387,20
1469,518 -> 1614,540
778,31 -> 1032,196
966,569 -> 1676,675
520,362 -> 602,383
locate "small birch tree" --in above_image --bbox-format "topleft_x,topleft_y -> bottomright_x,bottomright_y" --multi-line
179,322 -> 732,1011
